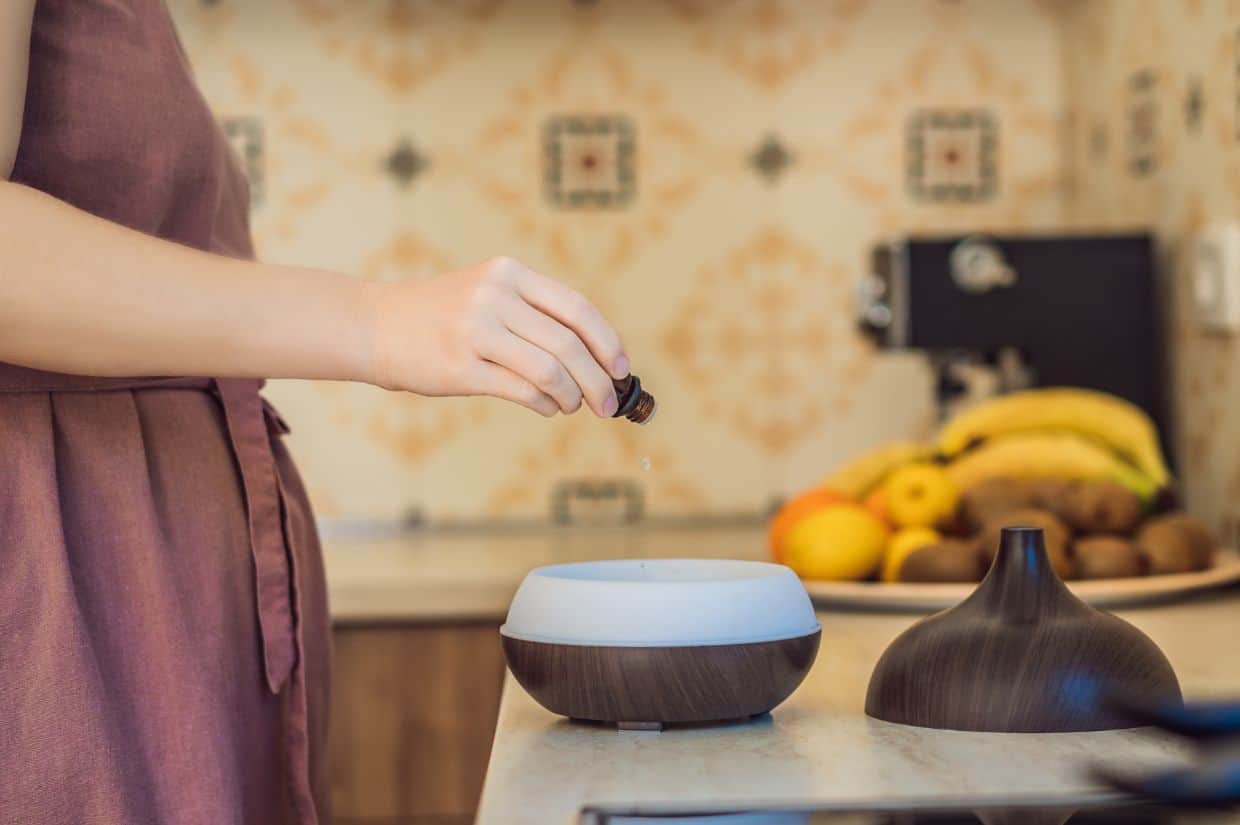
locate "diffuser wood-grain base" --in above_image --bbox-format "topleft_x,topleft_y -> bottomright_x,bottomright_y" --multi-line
502,630 -> 820,727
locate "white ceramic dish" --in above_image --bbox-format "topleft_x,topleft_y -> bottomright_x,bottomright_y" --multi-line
803,548 -> 1240,612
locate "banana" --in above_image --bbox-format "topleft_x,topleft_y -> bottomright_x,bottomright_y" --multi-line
944,432 -> 1160,502
937,388 -> 1171,487
822,440 -> 933,499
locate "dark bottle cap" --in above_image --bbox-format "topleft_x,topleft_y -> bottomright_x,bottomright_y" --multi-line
612,374 -> 656,424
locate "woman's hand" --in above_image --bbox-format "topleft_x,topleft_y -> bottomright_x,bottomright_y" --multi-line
367,257 -> 629,418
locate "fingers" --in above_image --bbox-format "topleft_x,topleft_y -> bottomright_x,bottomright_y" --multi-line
474,325 -> 583,414
504,262 -> 628,380
503,298 -> 619,418
471,361 -> 560,417
462,258 -> 626,417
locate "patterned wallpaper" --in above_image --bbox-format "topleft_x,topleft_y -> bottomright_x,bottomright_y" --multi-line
1061,0 -> 1240,541
167,0 -> 1071,523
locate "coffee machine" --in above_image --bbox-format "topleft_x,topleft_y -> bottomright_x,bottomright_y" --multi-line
857,233 -> 1172,464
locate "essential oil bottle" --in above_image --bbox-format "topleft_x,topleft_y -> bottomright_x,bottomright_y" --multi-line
612,375 -> 656,424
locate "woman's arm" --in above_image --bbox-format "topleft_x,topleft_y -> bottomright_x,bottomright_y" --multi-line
0,182 -> 377,385
0,3 -> 624,418
0,183 -> 626,418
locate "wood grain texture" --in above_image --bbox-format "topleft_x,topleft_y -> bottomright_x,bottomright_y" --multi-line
502,630 -> 820,726
330,623 -> 505,821
865,527 -> 1182,732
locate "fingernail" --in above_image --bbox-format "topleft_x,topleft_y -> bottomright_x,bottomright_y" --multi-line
603,394 -> 618,417
613,354 -> 630,378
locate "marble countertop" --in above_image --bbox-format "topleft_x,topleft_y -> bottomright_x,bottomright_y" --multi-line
475,593 -> 1240,825
322,523 -> 770,623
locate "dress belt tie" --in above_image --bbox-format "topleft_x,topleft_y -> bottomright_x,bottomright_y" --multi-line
0,366 -> 297,694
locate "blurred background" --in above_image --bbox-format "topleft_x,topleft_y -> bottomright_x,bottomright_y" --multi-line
166,0 -> 1237,538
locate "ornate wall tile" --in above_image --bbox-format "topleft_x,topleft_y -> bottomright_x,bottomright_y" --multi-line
661,227 -> 872,455
165,0 -> 236,43
360,231 -> 454,281
168,0 -> 1074,522
485,415 -> 708,518
221,116 -> 265,205
463,46 -> 707,300
1063,0 -> 1240,535
291,0 -> 506,95
665,0 -> 866,90
1184,74 -> 1204,134
164,46 -> 383,253
748,134 -> 795,184
834,38 -> 1066,235
1233,26 -> 1240,141
383,138 -> 431,188
906,109 -> 998,201
543,114 -> 637,208
1126,68 -> 1159,177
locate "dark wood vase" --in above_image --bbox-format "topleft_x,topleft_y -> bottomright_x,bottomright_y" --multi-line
503,630 -> 821,730
866,526 -> 1182,732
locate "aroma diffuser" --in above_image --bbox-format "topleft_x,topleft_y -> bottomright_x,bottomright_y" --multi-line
501,559 -> 821,730
866,526 -> 1182,732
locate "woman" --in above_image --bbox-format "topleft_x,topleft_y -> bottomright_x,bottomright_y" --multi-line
0,2 -> 628,823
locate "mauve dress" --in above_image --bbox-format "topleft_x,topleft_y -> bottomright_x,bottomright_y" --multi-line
0,2 -> 331,823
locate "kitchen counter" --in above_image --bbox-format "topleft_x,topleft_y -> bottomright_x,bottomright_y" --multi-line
323,523 -> 770,623
475,593 -> 1240,825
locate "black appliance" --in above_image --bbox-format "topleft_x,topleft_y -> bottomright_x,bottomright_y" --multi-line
857,233 -> 1171,465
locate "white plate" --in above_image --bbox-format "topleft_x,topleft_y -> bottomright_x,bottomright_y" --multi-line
803,548 -> 1240,612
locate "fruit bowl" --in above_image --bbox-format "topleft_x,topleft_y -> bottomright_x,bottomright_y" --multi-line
780,387 -> 1228,604
801,547 -> 1240,611
501,559 -> 821,730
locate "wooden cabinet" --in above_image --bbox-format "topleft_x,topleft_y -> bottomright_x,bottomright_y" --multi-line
330,622 -> 506,825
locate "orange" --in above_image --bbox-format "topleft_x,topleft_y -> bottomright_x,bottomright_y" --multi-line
768,488 -> 851,562
864,486 -> 891,526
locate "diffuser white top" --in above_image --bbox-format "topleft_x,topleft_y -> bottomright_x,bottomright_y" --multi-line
500,559 -> 820,647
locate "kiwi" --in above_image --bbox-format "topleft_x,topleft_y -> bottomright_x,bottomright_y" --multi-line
978,508 -> 1075,580
958,478 -> 1042,531
1026,479 -> 1075,511
1073,536 -> 1146,579
897,539 -> 986,583
1136,513 -> 1214,575
1048,481 -> 1142,535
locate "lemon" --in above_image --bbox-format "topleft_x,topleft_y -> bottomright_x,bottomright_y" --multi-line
768,488 -> 851,563
782,506 -> 889,581
882,526 -> 941,582
885,463 -> 959,528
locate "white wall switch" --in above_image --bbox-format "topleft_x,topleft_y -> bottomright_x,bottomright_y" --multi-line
1193,221 -> 1240,333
